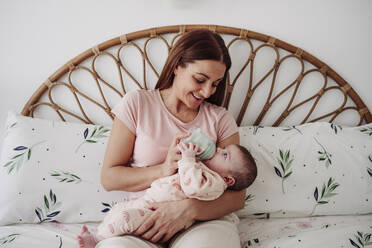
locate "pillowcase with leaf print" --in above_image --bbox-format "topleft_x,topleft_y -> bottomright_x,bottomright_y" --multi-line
236,122 -> 372,218
0,111 -> 131,225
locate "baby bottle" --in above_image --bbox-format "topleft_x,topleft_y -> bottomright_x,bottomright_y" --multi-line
182,127 -> 216,160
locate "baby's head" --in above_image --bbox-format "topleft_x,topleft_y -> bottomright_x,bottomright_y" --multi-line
204,144 -> 257,191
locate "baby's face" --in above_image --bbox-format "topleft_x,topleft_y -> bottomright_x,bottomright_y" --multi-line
204,144 -> 241,177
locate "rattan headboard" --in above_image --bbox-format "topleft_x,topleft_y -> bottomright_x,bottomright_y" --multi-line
22,24 -> 372,126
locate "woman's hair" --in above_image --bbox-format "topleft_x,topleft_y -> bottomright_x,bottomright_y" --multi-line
155,29 -> 231,106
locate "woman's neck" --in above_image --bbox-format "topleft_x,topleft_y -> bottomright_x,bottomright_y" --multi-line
160,88 -> 199,123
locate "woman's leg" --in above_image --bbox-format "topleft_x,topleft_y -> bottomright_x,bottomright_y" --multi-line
95,236 -> 163,248
169,219 -> 241,248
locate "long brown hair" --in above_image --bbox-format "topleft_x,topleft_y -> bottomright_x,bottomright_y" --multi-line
155,29 -> 231,106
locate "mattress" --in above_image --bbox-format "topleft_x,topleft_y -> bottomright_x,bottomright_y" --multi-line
1,215 -> 371,247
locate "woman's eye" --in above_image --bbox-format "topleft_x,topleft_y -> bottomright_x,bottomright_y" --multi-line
212,82 -> 218,88
193,77 -> 204,84
223,153 -> 227,159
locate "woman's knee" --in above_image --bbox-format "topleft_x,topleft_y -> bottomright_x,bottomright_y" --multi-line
169,220 -> 240,248
96,236 -> 160,248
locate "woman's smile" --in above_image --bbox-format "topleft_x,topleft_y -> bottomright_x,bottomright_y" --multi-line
191,93 -> 203,102
172,60 -> 226,110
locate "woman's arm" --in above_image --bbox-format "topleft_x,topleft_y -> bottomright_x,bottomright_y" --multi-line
101,117 -> 186,192
189,188 -> 246,220
101,117 -> 161,192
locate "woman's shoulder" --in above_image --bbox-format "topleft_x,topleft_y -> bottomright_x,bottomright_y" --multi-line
201,101 -> 230,116
199,102 -> 238,140
201,102 -> 237,125
125,89 -> 157,98
122,89 -> 158,104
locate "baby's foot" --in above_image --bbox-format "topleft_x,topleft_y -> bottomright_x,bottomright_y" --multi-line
77,225 -> 97,248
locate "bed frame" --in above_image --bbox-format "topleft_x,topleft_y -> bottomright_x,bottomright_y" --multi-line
21,24 -> 372,126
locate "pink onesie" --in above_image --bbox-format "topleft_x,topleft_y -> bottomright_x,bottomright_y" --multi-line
95,157 -> 227,239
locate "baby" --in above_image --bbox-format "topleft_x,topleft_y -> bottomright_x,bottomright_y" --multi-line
77,142 -> 257,247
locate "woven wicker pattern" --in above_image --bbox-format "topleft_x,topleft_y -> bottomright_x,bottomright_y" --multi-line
22,25 -> 371,126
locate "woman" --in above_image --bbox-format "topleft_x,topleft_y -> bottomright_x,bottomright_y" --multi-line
98,29 -> 245,248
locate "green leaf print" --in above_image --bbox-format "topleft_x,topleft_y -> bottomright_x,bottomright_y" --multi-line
50,170 -> 82,183
242,238 -> 260,247
282,126 -> 303,135
75,126 -> 110,153
368,168 -> 372,177
5,122 -> 17,133
35,189 -> 62,223
349,231 -> 372,247
314,138 -> 332,168
0,234 -> 20,245
253,126 -> 264,135
3,141 -> 45,174
244,194 -> 255,206
368,155 -> 372,177
321,224 -> 331,229
101,201 -> 117,213
330,123 -> 342,134
311,177 -> 339,215
360,126 -> 372,136
4,122 -> 17,138
252,209 -> 283,220
58,236 -> 63,248
274,149 -> 293,194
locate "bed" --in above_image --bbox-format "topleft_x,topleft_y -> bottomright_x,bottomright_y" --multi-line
1,24 -> 371,248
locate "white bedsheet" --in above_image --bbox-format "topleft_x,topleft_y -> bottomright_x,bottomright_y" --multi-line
238,214 -> 372,247
1,215 -> 371,247
0,222 -> 96,247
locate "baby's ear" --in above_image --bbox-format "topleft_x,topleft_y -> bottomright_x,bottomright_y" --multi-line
223,176 -> 235,187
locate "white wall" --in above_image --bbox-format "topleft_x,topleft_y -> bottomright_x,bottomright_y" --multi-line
1,0 -> 371,148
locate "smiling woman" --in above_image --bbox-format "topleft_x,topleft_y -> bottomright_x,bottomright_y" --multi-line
160,60 -> 226,121
89,29 -> 243,248
155,29 -> 231,107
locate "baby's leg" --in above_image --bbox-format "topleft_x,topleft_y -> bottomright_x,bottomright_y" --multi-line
77,225 -> 98,248
96,202 -> 153,238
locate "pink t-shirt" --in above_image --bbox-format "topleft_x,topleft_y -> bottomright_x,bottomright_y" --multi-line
111,89 -> 238,168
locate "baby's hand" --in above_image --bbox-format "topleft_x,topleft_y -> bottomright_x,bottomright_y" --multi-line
177,142 -> 200,158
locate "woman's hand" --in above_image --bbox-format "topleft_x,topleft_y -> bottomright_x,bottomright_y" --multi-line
134,199 -> 195,243
161,133 -> 190,177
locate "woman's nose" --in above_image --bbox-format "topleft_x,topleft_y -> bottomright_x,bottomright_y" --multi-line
200,84 -> 214,98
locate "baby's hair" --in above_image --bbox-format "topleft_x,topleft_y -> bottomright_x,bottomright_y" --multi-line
229,145 -> 257,191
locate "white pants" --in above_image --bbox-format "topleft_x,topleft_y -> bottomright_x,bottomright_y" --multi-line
95,219 -> 240,248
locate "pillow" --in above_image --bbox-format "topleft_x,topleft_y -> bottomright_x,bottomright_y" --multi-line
0,111 -> 130,225
237,122 -> 372,218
